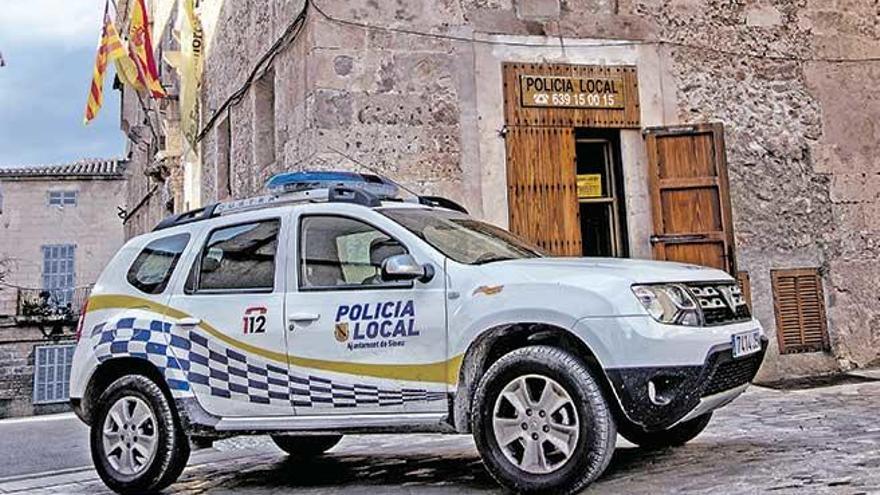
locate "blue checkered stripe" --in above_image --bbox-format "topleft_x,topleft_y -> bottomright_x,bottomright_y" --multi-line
92,318 -> 192,396
91,318 -> 447,408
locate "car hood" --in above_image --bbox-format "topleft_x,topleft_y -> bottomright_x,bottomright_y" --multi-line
478,257 -> 733,285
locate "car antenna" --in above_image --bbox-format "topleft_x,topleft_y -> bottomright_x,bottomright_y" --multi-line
323,146 -> 422,199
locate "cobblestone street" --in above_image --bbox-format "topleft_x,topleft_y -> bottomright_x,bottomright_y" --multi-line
6,379 -> 880,494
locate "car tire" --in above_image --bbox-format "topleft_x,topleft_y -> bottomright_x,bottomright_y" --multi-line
619,413 -> 713,450
271,434 -> 343,457
471,345 -> 616,495
90,375 -> 191,494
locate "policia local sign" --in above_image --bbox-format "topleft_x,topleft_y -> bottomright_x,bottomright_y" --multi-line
520,74 -> 625,109
502,63 -> 640,128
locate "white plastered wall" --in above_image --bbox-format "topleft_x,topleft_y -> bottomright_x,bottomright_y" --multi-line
467,35 -> 679,259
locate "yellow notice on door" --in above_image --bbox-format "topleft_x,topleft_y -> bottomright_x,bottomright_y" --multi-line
577,174 -> 603,198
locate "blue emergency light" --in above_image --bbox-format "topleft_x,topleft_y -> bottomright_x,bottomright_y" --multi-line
266,170 -> 400,198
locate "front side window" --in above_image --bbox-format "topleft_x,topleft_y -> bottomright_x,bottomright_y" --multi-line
300,216 -> 408,289
127,234 -> 190,294
48,190 -> 77,206
193,220 -> 280,292
381,208 -> 543,265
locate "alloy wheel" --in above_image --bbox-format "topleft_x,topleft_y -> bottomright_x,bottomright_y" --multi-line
101,396 -> 159,476
492,374 -> 580,474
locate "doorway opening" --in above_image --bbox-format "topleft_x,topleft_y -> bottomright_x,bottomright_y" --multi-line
575,129 -> 628,257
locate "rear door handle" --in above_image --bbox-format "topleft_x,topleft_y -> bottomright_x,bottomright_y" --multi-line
288,313 -> 320,323
178,317 -> 202,327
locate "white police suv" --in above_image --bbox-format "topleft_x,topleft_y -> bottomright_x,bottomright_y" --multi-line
69,171 -> 766,494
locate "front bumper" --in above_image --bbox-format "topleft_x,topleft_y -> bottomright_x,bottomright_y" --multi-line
604,339 -> 767,431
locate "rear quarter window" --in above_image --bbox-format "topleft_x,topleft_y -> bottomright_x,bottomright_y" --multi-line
126,234 -> 191,294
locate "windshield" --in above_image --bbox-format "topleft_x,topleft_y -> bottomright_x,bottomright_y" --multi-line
381,208 -> 544,264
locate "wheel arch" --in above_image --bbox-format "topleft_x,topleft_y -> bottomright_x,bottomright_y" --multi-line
80,357 -> 175,425
451,323 -> 623,433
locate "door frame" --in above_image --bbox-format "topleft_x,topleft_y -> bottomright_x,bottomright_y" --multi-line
574,128 -> 629,257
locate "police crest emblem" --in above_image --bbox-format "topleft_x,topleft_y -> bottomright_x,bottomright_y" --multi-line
335,322 -> 350,343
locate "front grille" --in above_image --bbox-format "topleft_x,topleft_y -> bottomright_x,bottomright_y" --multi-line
688,282 -> 752,326
702,351 -> 763,397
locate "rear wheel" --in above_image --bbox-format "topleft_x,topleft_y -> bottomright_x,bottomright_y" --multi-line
619,413 -> 713,450
90,375 -> 190,494
472,346 -> 616,495
271,435 -> 343,458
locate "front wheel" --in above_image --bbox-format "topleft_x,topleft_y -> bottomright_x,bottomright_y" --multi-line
90,375 -> 190,494
472,346 -> 616,495
619,413 -> 713,450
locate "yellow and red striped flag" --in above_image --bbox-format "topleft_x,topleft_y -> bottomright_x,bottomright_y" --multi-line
84,2 -> 128,124
128,0 -> 166,98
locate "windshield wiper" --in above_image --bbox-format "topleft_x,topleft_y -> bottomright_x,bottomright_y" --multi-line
473,255 -> 517,265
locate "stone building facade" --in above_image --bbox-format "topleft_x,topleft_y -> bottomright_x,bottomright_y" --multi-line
0,159 -> 127,417
119,0 -> 879,382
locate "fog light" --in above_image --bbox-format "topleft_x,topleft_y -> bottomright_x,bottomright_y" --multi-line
647,376 -> 680,406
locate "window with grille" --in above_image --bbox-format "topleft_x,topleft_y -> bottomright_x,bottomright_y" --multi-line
48,190 -> 77,206
33,344 -> 76,404
771,268 -> 829,354
42,244 -> 76,307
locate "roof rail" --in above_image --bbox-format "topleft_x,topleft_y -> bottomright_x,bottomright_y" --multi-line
152,185 -> 382,232
152,203 -> 219,231
152,184 -> 467,233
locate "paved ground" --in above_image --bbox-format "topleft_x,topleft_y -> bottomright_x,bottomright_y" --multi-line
2,380 -> 879,494
0,413 -> 89,477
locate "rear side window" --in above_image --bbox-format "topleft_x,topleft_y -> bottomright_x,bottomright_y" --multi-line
127,234 -> 190,294
193,220 -> 280,292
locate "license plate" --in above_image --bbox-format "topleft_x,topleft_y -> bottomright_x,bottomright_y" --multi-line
732,330 -> 762,359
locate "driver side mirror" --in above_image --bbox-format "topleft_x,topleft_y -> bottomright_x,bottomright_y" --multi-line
381,254 -> 435,283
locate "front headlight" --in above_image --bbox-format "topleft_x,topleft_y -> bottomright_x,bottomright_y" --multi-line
632,284 -> 701,326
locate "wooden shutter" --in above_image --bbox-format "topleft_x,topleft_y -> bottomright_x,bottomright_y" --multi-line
644,123 -> 737,273
505,127 -> 582,256
771,268 -> 829,354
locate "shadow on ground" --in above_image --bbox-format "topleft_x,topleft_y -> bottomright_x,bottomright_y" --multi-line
188,438 -> 790,494
214,452 -> 498,492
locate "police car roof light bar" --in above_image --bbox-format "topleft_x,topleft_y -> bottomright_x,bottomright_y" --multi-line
266,170 -> 399,198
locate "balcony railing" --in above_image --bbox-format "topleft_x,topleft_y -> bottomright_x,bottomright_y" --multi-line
15,286 -> 92,322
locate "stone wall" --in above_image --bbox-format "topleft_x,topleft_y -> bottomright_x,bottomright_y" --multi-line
119,81 -> 178,239
625,0 -> 880,378
0,321 -> 74,418
124,0 -> 880,380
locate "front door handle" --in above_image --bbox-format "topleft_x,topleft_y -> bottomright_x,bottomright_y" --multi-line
288,313 -> 320,323
178,317 -> 202,327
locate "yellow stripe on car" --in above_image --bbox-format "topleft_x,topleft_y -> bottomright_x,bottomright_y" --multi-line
87,294 -> 463,385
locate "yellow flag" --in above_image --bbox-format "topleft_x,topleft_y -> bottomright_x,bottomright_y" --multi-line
115,55 -> 145,92
168,0 -> 204,149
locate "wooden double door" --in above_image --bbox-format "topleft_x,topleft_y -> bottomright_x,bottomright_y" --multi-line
505,122 -> 737,274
